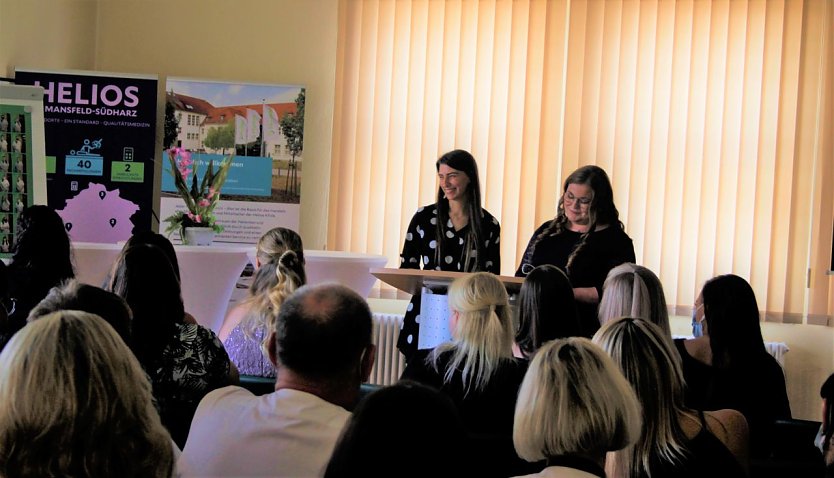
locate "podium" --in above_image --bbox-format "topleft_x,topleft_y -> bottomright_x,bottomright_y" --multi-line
370,268 -> 524,349
370,268 -> 524,295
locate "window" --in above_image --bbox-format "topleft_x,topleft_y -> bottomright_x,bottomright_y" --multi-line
328,0 -> 833,323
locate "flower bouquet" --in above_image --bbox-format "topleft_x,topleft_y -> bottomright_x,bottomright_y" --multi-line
163,147 -> 232,243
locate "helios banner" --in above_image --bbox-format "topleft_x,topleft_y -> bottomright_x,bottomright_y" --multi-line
15,68 -> 157,243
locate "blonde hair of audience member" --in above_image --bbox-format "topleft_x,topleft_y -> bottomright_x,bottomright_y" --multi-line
219,227 -> 306,344
593,317 -> 749,477
430,271 -> 515,393
0,310 -> 173,478
513,337 -> 641,469
598,262 -> 670,337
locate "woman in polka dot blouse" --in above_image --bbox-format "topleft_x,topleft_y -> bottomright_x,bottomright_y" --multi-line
396,149 -> 501,361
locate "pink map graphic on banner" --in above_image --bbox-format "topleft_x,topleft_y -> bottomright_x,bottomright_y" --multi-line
57,183 -> 139,243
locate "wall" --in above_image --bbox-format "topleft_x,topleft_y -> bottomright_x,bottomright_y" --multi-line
1,0 -> 339,249
0,0 -> 99,73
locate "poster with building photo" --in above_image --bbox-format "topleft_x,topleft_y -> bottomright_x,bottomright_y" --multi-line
161,78 -> 304,244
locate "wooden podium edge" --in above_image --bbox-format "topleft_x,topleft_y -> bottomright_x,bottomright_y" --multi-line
370,267 -> 524,296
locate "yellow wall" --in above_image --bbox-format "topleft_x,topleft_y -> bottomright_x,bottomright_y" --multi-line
0,0 -> 99,72
1,0 -> 339,249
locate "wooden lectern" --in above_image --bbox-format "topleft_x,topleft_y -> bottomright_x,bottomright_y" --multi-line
370,268 -> 525,350
370,268 -> 524,295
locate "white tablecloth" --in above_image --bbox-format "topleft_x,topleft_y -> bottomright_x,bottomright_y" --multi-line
73,243 -> 389,333
73,242 -> 250,333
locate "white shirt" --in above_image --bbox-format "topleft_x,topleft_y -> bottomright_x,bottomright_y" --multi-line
179,386 -> 351,478
514,466 -> 602,478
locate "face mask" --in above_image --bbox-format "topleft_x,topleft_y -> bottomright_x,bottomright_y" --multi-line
814,424 -> 826,454
691,308 -> 703,337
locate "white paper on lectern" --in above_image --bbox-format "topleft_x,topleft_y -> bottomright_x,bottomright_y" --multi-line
418,288 -> 452,350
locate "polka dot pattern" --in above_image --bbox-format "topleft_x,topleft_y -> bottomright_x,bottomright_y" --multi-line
397,203 -> 502,359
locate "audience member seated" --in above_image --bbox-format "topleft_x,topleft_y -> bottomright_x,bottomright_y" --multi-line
821,373 -> 834,477
105,243 -> 236,449
119,231 -> 197,324
597,262 -> 671,337
324,380 -> 468,477
179,284 -> 376,478
4,205 -> 74,349
0,261 -> 11,346
27,279 -> 132,343
512,337 -> 641,478
218,227 -> 306,377
675,274 -> 791,459
401,271 -> 532,477
513,264 -> 581,359
594,317 -> 749,477
0,311 -> 174,477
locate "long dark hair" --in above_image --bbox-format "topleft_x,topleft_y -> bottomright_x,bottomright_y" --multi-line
10,205 -> 74,282
515,265 -> 581,358
701,274 -> 767,369
434,149 -> 485,272
526,165 -> 623,275
105,244 -> 185,368
123,231 -> 182,282
7,206 -> 74,328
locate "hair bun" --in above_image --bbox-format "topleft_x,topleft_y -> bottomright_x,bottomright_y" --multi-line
278,249 -> 298,266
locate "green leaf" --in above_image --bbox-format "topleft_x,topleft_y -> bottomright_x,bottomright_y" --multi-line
200,160 -> 214,196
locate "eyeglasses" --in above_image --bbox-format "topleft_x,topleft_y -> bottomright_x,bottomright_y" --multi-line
1,297 -> 15,317
563,191 -> 592,208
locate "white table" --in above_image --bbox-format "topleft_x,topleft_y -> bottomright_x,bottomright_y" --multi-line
74,242 -> 389,333
73,242 -> 250,333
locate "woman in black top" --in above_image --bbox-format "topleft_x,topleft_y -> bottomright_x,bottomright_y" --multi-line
676,274 -> 791,459
595,317 -> 748,477
4,205 -> 74,348
516,165 -> 634,337
397,149 -> 500,361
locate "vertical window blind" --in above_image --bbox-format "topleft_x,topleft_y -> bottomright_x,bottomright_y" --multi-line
328,0 -> 833,324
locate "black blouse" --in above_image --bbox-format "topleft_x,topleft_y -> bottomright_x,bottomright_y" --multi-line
396,204 -> 501,360
674,338 -> 791,459
515,222 -> 635,336
400,204 -> 500,273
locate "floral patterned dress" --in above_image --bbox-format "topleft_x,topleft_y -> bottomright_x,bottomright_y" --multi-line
396,204 -> 501,361
149,322 -> 231,448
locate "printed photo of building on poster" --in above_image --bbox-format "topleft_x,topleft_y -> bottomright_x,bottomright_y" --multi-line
160,78 -> 304,244
14,69 -> 158,244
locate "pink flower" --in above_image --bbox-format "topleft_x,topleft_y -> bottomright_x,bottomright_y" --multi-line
178,149 -> 192,163
194,214 -> 202,223
198,198 -> 210,207
207,187 -> 216,199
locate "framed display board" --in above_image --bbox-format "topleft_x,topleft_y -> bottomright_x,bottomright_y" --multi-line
0,84 -> 47,258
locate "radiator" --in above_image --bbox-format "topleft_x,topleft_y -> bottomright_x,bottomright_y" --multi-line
368,313 -> 406,386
